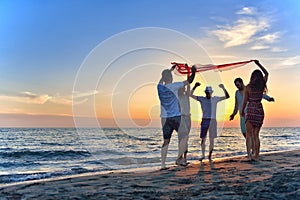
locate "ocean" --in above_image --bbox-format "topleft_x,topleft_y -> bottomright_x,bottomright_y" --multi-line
0,127 -> 299,185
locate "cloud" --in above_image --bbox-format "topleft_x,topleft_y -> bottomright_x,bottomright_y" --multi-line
0,90 -> 99,106
210,7 -> 283,50
210,55 -> 237,59
50,96 -> 89,105
250,44 -> 270,50
48,96 -> 72,105
263,56 -> 300,70
72,90 -> 98,98
270,47 -> 287,52
236,7 -> 257,15
23,92 -> 51,104
94,89 -> 123,97
279,56 -> 300,66
0,92 -> 51,104
212,17 -> 270,47
49,90 -> 99,105
257,32 -> 281,43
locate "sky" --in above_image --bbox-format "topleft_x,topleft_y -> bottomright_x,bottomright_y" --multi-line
0,0 -> 300,128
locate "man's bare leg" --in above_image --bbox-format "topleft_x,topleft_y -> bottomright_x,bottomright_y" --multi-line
199,137 -> 206,161
161,139 -> 170,169
208,137 -> 215,161
176,136 -> 188,166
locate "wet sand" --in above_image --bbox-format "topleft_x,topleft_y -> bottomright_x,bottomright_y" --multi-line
1,150 -> 299,199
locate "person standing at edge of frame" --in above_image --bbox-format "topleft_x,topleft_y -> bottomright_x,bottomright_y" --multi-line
241,60 -> 270,162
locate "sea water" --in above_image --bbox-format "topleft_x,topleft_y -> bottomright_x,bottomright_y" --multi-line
0,127 -> 299,184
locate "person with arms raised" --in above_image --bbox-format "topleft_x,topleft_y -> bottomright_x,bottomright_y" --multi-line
157,65 -> 196,169
190,83 -> 230,161
241,60 -> 269,161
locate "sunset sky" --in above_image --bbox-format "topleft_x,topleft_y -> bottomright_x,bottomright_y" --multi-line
0,0 -> 299,128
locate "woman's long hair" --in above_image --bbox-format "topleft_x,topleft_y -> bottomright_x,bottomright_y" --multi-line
249,69 -> 267,92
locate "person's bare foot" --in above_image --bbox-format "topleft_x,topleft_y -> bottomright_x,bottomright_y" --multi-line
160,166 -> 169,170
176,158 -> 187,166
252,156 -> 259,162
208,154 -> 212,161
247,152 -> 253,161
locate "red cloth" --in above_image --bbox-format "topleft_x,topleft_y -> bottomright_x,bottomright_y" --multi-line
171,60 -> 253,76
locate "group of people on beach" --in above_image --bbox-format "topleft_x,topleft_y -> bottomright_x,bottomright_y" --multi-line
157,60 -> 273,169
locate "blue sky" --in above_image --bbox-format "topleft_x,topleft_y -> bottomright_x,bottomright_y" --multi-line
0,0 -> 300,127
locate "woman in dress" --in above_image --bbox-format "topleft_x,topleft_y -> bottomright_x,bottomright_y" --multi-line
241,60 -> 269,161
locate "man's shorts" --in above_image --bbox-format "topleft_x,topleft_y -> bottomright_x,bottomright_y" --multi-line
161,116 -> 181,139
200,118 -> 217,139
240,116 -> 246,135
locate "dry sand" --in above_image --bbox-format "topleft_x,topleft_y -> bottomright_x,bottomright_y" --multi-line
0,150 -> 299,199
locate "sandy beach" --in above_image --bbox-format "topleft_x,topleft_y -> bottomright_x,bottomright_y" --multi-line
1,150 -> 299,200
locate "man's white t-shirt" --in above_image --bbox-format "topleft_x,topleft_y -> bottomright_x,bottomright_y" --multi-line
157,82 -> 184,118
196,96 -> 223,119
